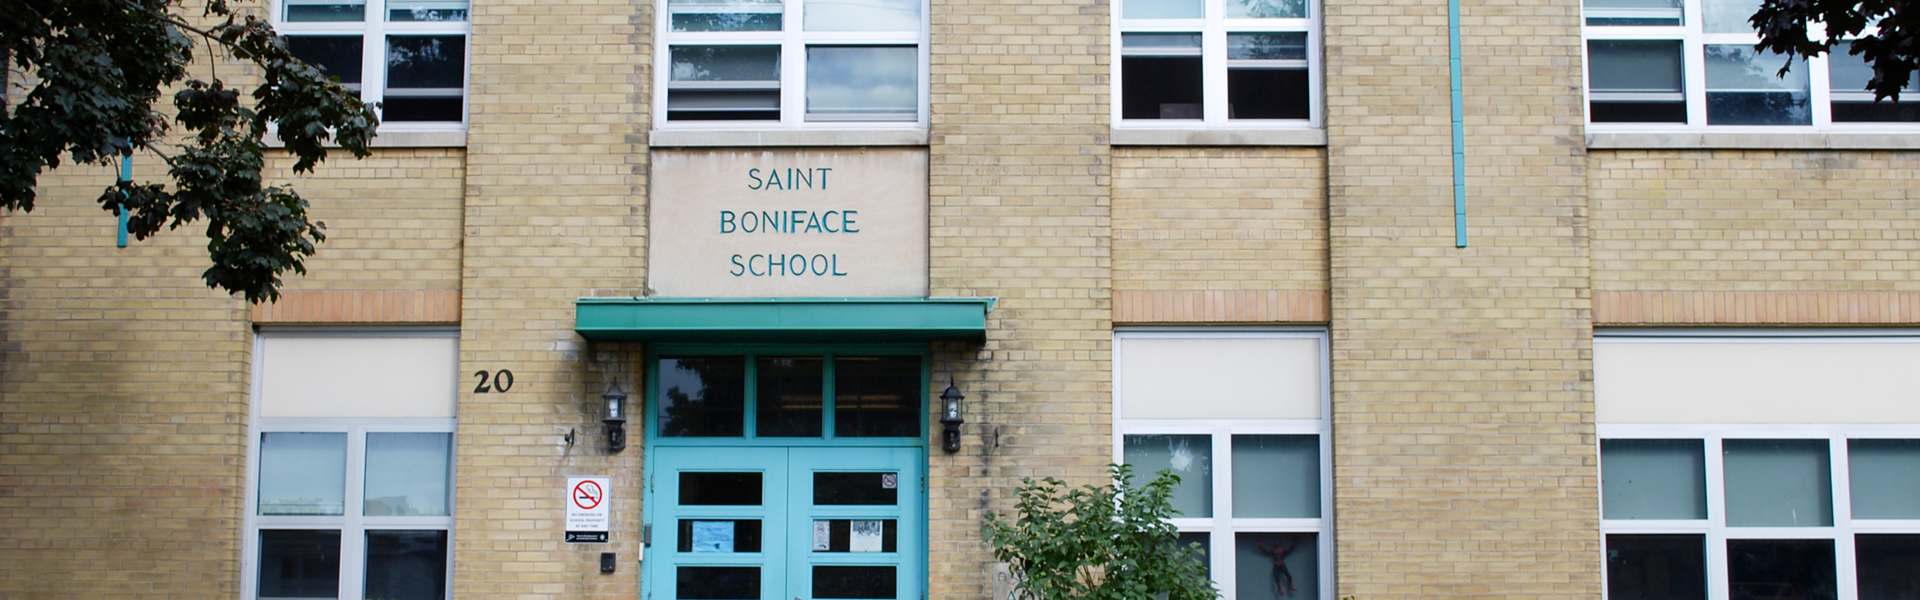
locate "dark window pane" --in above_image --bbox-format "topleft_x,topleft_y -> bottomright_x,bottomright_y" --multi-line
1236,533 -> 1317,600
814,472 -> 900,505
810,519 -> 898,552
382,97 -> 463,122
1227,68 -> 1308,119
660,357 -> 747,437
680,472 -> 762,506
1591,100 -> 1688,123
1857,534 -> 1920,600
259,530 -> 341,598
286,36 -> 365,86
678,567 -> 759,600
678,519 -> 763,553
387,36 -> 465,88
286,1 -> 366,21
1707,92 -> 1811,125
1727,539 -> 1836,600
1178,532 -> 1210,578
814,566 -> 897,599
1122,56 -> 1203,119
365,530 -> 448,600
758,357 -> 823,437
1606,534 -> 1706,600
672,13 -> 783,31
834,356 -> 920,438
1833,101 -> 1920,122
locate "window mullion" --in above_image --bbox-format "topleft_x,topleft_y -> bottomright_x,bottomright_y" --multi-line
1683,35 -> 1708,128
1830,437 -> 1859,600
783,0 -> 804,126
1809,54 -> 1834,127
1203,28 -> 1228,125
343,427 -> 370,600
822,354 -> 837,439
1703,434 -> 1729,600
1211,429 -> 1237,600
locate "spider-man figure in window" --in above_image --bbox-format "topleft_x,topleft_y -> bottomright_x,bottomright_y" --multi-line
1256,537 -> 1302,597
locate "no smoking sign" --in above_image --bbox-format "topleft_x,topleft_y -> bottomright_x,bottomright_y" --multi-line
565,476 -> 611,543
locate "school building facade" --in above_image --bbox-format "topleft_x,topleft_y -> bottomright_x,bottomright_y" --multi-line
4,0 -> 1920,598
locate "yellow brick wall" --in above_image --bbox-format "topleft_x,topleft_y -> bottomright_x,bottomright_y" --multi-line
1112,147 -> 1328,293
0,161 -> 252,599
265,149 -> 468,293
926,0 -> 1112,596
1323,0 -> 1599,596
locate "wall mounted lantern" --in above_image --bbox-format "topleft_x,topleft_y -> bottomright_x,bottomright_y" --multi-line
939,380 -> 965,453
604,383 -> 628,453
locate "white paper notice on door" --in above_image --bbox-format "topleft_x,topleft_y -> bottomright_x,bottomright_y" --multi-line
692,521 -> 734,553
850,520 -> 883,552
813,520 -> 832,551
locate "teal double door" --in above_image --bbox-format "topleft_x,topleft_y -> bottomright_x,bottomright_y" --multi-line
647,446 -> 923,600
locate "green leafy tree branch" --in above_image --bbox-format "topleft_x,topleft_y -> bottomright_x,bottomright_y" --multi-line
1,0 -> 377,302
986,464 -> 1219,600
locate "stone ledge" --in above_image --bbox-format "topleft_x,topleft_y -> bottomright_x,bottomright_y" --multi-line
1110,128 -> 1328,146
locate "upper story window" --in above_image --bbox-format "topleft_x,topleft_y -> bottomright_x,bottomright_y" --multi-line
1113,0 -> 1321,128
1583,0 -> 1920,129
654,0 -> 929,129
277,0 -> 471,130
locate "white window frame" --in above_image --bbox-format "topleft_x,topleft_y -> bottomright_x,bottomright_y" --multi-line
651,0 -> 932,131
1113,328 -> 1334,600
241,329 -> 459,600
1581,0 -> 1920,132
272,0 -> 472,132
1111,0 -> 1324,130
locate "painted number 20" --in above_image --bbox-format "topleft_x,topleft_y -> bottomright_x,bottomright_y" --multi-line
473,369 -> 515,393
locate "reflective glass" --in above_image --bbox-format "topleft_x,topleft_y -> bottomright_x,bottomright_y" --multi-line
1235,533 -> 1317,600
1583,0 -> 1682,25
659,357 -> 747,437
1606,534 -> 1706,600
1228,33 -> 1306,60
806,0 -> 920,31
814,472 -> 900,505
364,432 -> 452,516
1705,45 -> 1809,126
670,0 -> 783,31
260,432 -> 347,516
1123,0 -> 1202,18
388,0 -> 469,21
1829,45 -> 1920,122
364,530 -> 448,600
678,519 -> 763,553
285,0 -> 366,21
286,36 -> 365,87
1856,534 -> 1920,600
810,519 -> 899,552
1124,33 -> 1203,51
1122,56 -> 1203,119
671,46 -> 782,81
1726,539 -> 1836,600
680,472 -> 763,506
1601,439 -> 1707,520
385,35 -> 466,122
1225,0 -> 1305,18
1702,0 -> 1760,32
259,530 -> 342,598
1588,40 -> 1686,123
806,47 -> 917,122
758,357 -> 823,437
1849,439 -> 1920,519
1123,434 -> 1212,517
677,567 -> 759,599
813,566 -> 897,599
1231,435 -> 1319,518
832,356 -> 921,437
1724,439 -> 1832,527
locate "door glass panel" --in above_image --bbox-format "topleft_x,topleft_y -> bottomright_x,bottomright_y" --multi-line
660,357 -> 747,437
1856,534 -> 1920,600
1724,439 -> 1832,527
1726,539 -> 1835,600
813,566 -> 898,599
758,357 -> 823,437
680,472 -> 763,505
811,519 -> 899,552
259,529 -> 342,598
678,520 -> 763,553
1602,439 -> 1707,520
833,357 -> 921,437
1849,439 -> 1920,519
677,566 -> 760,599
1123,434 -> 1213,518
364,530 -> 448,600
260,432 -> 347,516
1235,533 -> 1317,600
1606,534 -> 1706,600
814,472 -> 900,505
1232,434 -> 1319,518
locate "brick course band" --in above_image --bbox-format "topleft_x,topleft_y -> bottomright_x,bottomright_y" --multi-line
250,290 -> 462,324
1113,290 -> 1330,324
1594,291 -> 1920,325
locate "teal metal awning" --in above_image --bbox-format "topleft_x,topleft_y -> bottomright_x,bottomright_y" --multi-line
574,297 -> 996,342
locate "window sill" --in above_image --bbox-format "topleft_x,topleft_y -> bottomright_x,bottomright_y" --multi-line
266,130 -> 467,149
1109,128 -> 1327,146
1587,132 -> 1920,150
647,129 -> 929,147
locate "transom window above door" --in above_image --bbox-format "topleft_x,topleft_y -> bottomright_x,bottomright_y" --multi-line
654,0 -> 929,128
653,352 -> 925,439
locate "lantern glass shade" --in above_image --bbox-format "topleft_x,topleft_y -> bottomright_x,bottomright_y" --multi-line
940,384 -> 962,421
604,384 -> 627,422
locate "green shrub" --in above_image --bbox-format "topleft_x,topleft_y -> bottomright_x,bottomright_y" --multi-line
985,464 -> 1218,600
